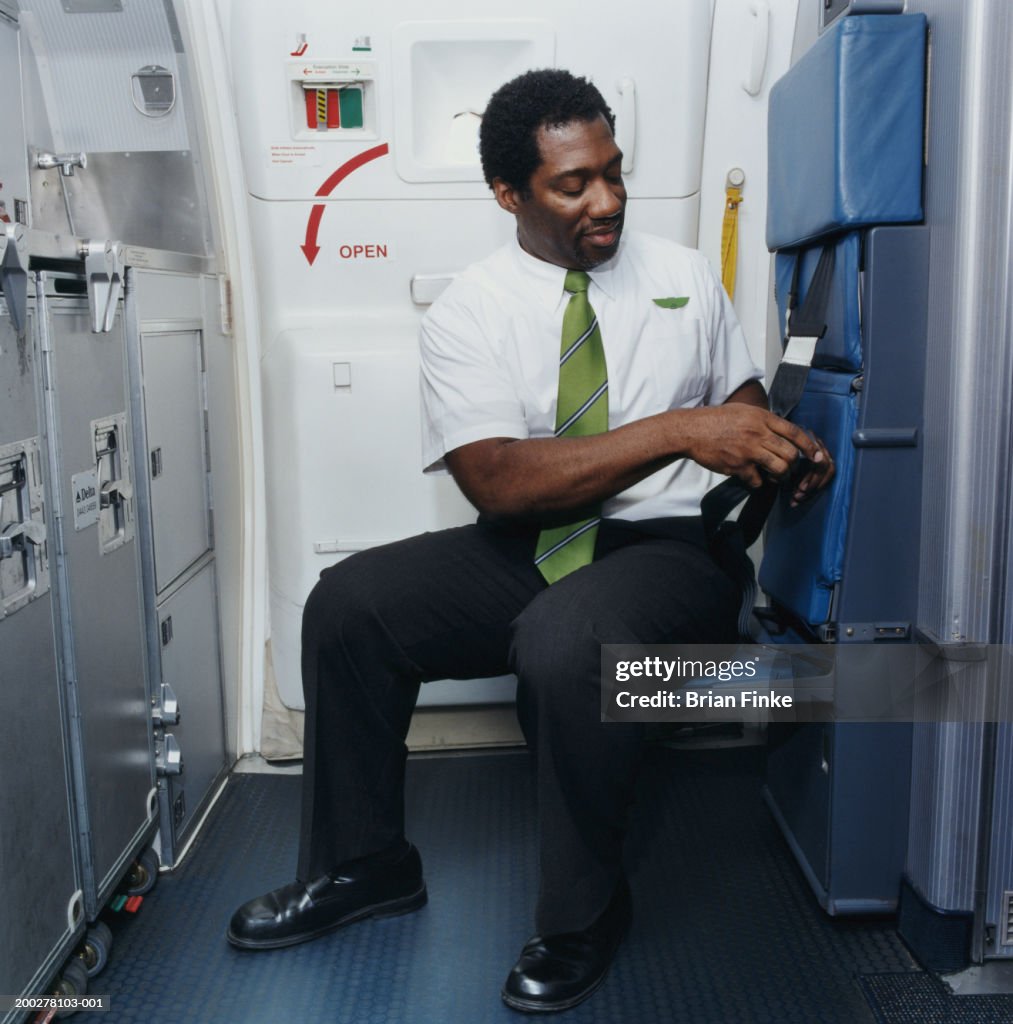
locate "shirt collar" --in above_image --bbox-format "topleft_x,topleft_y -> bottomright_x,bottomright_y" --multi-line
509,233 -> 622,312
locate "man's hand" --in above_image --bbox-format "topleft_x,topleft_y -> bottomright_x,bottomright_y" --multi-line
786,430 -> 835,507
680,403 -> 834,503
718,380 -> 835,506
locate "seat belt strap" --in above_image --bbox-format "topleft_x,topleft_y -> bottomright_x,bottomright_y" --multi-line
701,241 -> 837,637
767,242 -> 835,418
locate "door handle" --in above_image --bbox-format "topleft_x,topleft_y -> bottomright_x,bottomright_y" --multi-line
99,478 -> 134,509
616,77 -> 636,174
743,1 -> 770,97
0,519 -> 46,559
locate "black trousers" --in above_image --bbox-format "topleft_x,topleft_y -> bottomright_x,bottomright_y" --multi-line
297,516 -> 738,934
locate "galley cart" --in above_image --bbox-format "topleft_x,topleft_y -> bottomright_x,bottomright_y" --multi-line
125,266 -> 229,867
36,268 -> 157,922
0,256 -> 86,1020
0,0 -> 87,1013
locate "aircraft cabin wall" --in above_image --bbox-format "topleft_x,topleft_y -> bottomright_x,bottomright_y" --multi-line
899,0 -> 1013,963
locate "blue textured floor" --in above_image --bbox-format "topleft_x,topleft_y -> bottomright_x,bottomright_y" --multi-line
93,746 -> 928,1024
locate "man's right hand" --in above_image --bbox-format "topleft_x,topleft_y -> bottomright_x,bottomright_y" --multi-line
676,403 -> 833,493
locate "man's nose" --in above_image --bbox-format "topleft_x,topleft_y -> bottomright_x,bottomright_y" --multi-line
587,178 -> 624,219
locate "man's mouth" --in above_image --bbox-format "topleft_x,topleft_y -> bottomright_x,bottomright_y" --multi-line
583,222 -> 622,248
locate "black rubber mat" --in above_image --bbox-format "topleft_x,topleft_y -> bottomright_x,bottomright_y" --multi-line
92,745 -> 933,1023
859,974 -> 1013,1023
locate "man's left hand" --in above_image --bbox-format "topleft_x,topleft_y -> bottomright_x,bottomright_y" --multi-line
787,430 -> 835,507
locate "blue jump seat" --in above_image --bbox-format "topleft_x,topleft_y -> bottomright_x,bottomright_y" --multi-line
757,13 -> 928,915
760,12 -> 926,642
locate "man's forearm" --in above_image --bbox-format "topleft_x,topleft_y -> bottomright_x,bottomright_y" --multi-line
444,381 -> 826,522
445,413 -> 695,520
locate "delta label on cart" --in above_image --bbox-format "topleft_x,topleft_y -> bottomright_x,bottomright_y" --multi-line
72,469 -> 100,531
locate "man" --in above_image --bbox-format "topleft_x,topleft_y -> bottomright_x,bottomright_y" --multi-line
228,69 -> 832,1013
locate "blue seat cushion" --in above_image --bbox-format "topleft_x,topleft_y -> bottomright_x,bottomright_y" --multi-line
775,233 -> 862,372
759,369 -> 858,628
767,14 -> 926,251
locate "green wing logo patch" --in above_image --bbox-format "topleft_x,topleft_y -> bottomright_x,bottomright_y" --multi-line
652,297 -> 690,310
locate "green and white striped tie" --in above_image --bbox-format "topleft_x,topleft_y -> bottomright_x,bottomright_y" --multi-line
534,270 -> 609,584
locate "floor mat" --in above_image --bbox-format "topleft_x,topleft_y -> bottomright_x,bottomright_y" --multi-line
859,973 -> 1013,1023
92,745 -> 927,1024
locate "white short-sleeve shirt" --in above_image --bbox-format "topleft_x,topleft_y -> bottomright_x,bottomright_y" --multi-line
419,230 -> 762,521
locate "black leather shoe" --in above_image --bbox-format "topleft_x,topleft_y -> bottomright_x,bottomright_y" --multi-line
227,842 -> 426,950
501,879 -> 631,1013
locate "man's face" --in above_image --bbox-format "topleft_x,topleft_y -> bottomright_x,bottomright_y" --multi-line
494,114 -> 626,270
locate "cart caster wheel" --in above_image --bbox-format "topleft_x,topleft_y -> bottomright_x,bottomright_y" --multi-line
77,921 -> 113,977
54,959 -> 88,1018
123,847 -> 159,896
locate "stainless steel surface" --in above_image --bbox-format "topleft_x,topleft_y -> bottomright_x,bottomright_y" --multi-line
820,0 -> 904,33
987,721 -> 1013,956
91,411 -> 134,554
893,0 -> 1013,940
914,0 -> 1013,647
23,226 -> 213,274
3,224 -> 31,332
140,326 -> 210,591
132,64 -> 175,116
154,731 -> 182,776
0,301 -> 82,1022
62,0 -> 123,11
35,149 -> 86,175
0,11 -> 29,226
946,960 -> 1013,995
906,721 -> 985,912
119,244 -> 213,274
151,680 -> 180,726
82,238 -> 124,333
23,0 -> 184,152
33,151 -> 213,256
124,268 -> 226,866
38,280 -> 155,918
0,436 -> 49,615
19,0 -> 220,260
198,273 -> 240,761
156,559 -> 227,857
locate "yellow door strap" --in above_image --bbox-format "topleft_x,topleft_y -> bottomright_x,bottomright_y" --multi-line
721,169 -> 745,300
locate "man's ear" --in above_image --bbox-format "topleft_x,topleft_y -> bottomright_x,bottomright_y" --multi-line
492,177 -> 523,214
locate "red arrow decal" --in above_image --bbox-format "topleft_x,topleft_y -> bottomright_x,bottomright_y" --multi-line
301,204 -> 325,264
315,143 -> 390,197
300,143 -> 390,265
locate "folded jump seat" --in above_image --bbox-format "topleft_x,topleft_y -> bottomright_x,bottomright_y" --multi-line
725,12 -> 930,915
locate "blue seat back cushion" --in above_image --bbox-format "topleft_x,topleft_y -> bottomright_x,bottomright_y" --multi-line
759,369 -> 858,627
775,233 -> 862,372
766,14 -> 926,250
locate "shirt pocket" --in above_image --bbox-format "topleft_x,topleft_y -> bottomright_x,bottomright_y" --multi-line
645,316 -> 711,409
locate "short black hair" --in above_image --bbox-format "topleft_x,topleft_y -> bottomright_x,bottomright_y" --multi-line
479,69 -> 615,195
